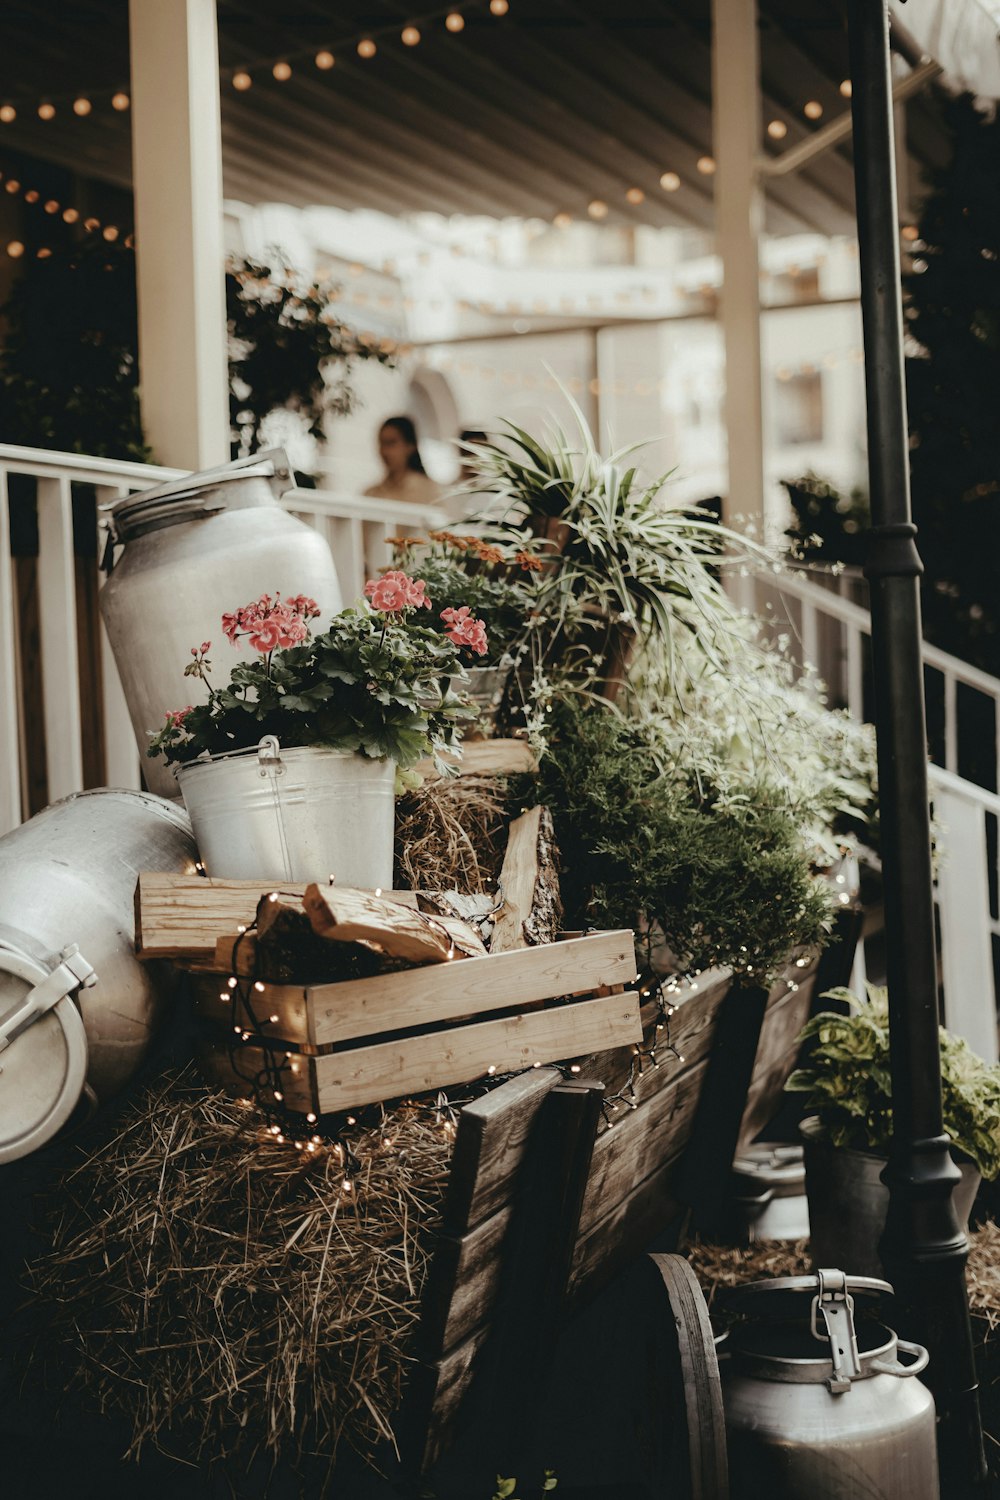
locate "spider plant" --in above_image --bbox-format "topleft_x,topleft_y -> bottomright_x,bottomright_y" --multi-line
465,401 -> 769,694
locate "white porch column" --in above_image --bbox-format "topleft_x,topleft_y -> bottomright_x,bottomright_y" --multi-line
128,0 -> 229,469
711,0 -> 766,542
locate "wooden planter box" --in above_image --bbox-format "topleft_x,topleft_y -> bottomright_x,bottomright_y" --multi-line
192,930 -> 643,1116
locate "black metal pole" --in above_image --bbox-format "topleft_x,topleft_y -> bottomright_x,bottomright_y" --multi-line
846,2 -> 986,1488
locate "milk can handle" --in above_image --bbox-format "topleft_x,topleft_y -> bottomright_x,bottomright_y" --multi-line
870,1338 -> 930,1378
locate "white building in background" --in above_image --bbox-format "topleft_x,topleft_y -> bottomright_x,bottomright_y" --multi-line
226,200 -> 869,530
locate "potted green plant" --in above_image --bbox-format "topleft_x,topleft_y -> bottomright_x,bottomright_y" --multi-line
785,984 -> 1000,1276
148,574 -> 485,885
464,410 -> 763,706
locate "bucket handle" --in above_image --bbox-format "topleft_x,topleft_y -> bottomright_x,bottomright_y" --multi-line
870,1338 -> 930,1379
257,735 -> 283,776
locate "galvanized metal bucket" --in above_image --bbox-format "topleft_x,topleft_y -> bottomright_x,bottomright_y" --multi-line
0,789 -> 198,1161
801,1115 -> 981,1277
175,737 -> 396,887
100,449 -> 343,798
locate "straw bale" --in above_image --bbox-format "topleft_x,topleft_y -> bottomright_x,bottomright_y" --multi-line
28,1068 -> 454,1473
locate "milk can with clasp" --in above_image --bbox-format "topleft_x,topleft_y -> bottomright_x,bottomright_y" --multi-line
99,449 -> 343,797
719,1269 -> 939,1500
0,789 -> 198,1161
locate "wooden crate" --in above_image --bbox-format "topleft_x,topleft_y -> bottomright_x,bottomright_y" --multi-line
193,929 -> 642,1116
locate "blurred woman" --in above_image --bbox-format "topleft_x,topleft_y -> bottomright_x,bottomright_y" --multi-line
363,415 -> 442,504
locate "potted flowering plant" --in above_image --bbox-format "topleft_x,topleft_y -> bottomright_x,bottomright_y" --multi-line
388,530 -> 543,733
149,576 -> 487,884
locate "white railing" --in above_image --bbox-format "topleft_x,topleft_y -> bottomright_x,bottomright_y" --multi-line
0,444 -> 445,835
757,568 -> 1000,1062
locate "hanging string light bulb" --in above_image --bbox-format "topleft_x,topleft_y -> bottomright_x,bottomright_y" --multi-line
401,25 -> 421,45
357,37 -> 377,58
445,11 -> 465,31
315,50 -> 335,69
232,71 -> 252,91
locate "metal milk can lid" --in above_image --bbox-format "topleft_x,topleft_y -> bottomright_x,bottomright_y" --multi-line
0,932 -> 96,1162
101,448 -> 294,548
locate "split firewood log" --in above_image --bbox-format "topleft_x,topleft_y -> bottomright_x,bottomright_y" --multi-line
490,805 -> 563,953
302,885 -> 486,964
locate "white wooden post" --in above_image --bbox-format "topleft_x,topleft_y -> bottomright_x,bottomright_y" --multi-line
711,0 -> 766,544
128,0 -> 229,469
933,774 -> 998,1064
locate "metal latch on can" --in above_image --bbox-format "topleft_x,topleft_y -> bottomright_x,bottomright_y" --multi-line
0,944 -> 97,1056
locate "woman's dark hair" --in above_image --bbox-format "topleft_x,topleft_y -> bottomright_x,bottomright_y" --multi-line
381,415 -> 426,473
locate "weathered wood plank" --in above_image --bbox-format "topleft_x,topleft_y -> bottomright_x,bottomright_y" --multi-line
490,805 -> 562,952
441,1067 -> 559,1235
577,1057 -> 710,1236
567,1149 -> 686,1306
737,969 -> 818,1149
313,992 -> 642,1115
418,1204 -> 515,1359
412,738 -> 538,780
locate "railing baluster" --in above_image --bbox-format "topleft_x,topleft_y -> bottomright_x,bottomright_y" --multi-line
943,671 -> 958,774
800,596 -> 819,675
0,470 -> 22,833
36,476 -> 84,802
846,621 -> 864,717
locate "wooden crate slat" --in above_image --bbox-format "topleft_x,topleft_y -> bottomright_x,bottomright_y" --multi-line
190,930 -> 635,1050
576,1056 -> 710,1237
313,991 -> 642,1114
135,871 -> 419,961
306,928 -> 634,1047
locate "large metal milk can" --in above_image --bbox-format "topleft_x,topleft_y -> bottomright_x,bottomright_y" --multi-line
720,1270 -> 938,1500
0,790 -> 198,1162
100,449 -> 343,797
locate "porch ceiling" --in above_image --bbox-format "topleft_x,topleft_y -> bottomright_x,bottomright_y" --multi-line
0,0 -> 953,236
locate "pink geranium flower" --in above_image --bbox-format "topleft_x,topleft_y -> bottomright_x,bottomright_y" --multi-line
221,592 -> 318,653
441,605 -> 489,657
166,706 -> 193,729
364,571 -> 432,614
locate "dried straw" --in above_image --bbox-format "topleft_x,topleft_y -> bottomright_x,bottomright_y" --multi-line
28,1068 -> 454,1471
394,773 -> 510,893
687,1225 -> 1000,1326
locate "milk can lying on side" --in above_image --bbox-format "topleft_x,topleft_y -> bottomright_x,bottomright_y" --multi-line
0,789 -> 197,1161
